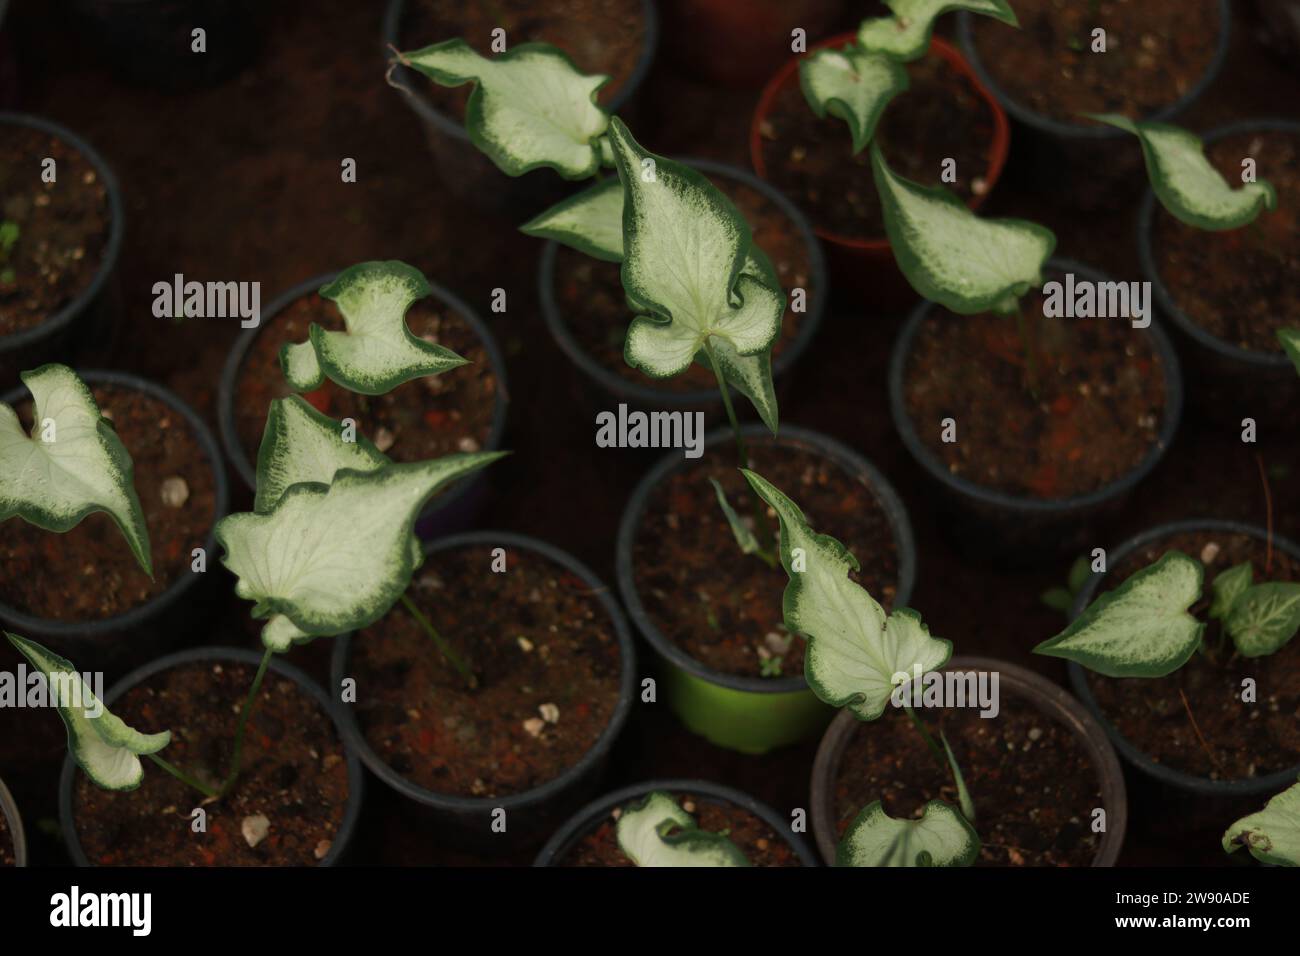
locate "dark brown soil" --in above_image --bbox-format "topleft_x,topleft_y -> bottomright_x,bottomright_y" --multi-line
0,804 -> 14,866
1085,530 -> 1300,781
971,0 -> 1223,125
400,0 -> 647,117
0,124 -> 112,335
757,47 -> 995,241
348,544 -> 623,798
1152,129 -> 1300,354
234,292 -> 498,472
833,689 -> 1104,866
557,174 -> 815,391
73,660 -> 351,866
0,385 -> 217,620
633,435 -> 900,679
561,791 -> 800,866
903,276 -> 1167,500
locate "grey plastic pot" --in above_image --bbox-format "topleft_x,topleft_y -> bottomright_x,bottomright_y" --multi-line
216,270 -> 508,539
0,777 -> 26,867
382,0 -> 660,216
1138,119 -> 1300,431
1067,519 -> 1300,797
533,778 -> 820,865
810,656 -> 1128,866
539,156 -> 828,417
331,531 -> 638,851
616,423 -> 916,754
0,369 -> 229,663
59,646 -> 364,866
0,113 -> 124,380
888,258 -> 1183,562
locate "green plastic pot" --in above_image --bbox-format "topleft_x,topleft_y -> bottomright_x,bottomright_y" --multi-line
615,424 -> 916,754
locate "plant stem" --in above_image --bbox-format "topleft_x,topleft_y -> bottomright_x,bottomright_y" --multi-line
903,702 -> 947,770
703,339 -> 748,467
148,753 -> 220,800
219,647 -> 274,797
400,593 -> 478,690
1013,305 -> 1040,400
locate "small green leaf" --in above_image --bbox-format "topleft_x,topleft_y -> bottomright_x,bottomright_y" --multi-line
708,478 -> 762,557
1040,587 -> 1073,613
941,730 -> 976,823
836,800 -> 979,867
615,791 -> 750,867
254,395 -> 389,514
0,363 -> 152,576
857,0 -> 1019,62
1224,778 -> 1300,866
5,632 -> 171,791
1033,551 -> 1205,678
216,453 -> 507,652
799,44 -> 909,153
1224,582 -> 1300,658
520,177 -> 624,261
871,144 -> 1055,314
742,469 -> 952,719
279,261 -> 468,396
402,39 -> 609,180
1279,329 -> 1300,376
1209,561 -> 1253,621
1088,114 -> 1278,231
1067,555 -> 1092,595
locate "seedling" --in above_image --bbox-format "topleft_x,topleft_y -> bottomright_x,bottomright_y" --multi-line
615,791 -> 749,867
1041,554 -> 1092,616
1223,777 -> 1300,867
0,220 -> 18,284
1280,329 -> 1300,376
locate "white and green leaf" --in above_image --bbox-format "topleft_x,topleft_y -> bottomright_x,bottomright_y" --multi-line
1088,114 -> 1278,231
280,261 -> 468,396
857,0 -> 1019,62
799,44 -> 909,153
216,453 -> 507,652
871,144 -> 1055,314
520,176 -> 624,261
402,39 -> 610,180
1209,561 -> 1252,621
742,469 -> 952,719
615,791 -> 750,867
836,800 -> 979,867
1279,329 -> 1300,376
254,395 -> 389,514
1033,551 -> 1205,678
5,632 -> 170,791
1224,582 -> 1300,658
708,478 -> 762,558
1223,778 -> 1300,867
0,363 -> 151,575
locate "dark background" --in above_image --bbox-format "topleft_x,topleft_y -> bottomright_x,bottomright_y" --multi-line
1,0 -> 1298,866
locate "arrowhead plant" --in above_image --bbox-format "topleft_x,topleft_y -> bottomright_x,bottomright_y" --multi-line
1223,778 -> 1300,867
615,792 -> 750,867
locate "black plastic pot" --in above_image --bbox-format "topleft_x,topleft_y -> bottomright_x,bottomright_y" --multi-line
810,656 -> 1128,866
0,113 -> 123,381
216,271 -> 509,540
0,776 -> 25,867
331,531 -> 638,851
0,369 -> 229,667
1138,119 -> 1300,431
533,777 -> 820,865
888,258 -> 1183,562
69,0 -> 260,89
1067,519 -> 1300,797
383,0 -> 660,217
58,646 -> 364,867
616,423 -> 916,754
539,157 -> 828,421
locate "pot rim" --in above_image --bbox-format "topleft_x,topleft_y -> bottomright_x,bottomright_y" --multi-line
1137,118 -> 1300,371
1066,518 -> 1300,796
748,32 -> 1011,252
0,368 -> 230,639
955,0 -> 1232,141
330,530 -> 638,814
0,112 -> 125,353
381,0 -> 660,143
532,776 -> 820,866
887,256 -> 1184,515
58,645 -> 365,867
538,156 -> 828,406
615,422 -> 917,695
0,776 -> 26,867
810,655 -> 1128,866
216,269 -> 510,506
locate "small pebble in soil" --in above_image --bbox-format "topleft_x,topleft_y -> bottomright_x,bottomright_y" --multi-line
314,840 -> 331,861
160,476 -> 189,508
1201,542 -> 1221,564
241,814 -> 270,848
539,703 -> 560,724
682,800 -> 696,814
517,636 -> 534,653
374,427 -> 395,452
523,717 -> 545,738
457,436 -> 480,453
1028,727 -> 1043,742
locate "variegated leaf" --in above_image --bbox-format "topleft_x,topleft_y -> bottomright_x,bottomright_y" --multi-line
520,177 -> 624,261
858,0 -> 1018,62
1223,778 -> 1300,867
708,478 -> 762,557
1033,551 -> 1205,678
836,800 -> 979,867
742,469 -> 952,719
1208,561 -> 1252,621
799,44 -> 909,153
615,791 -> 750,867
1225,582 -> 1300,658
402,39 -> 609,180
0,363 -> 151,575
